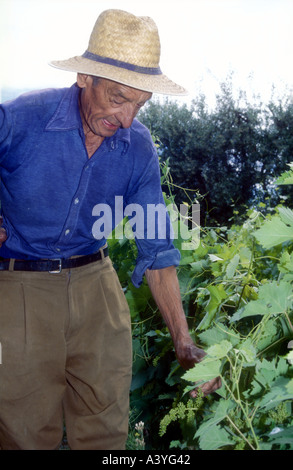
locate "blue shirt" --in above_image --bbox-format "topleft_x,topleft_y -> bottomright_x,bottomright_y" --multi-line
0,83 -> 180,286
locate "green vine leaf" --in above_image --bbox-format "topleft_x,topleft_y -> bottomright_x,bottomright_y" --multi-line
253,211 -> 293,249
197,424 -> 234,450
206,340 -> 233,359
197,284 -> 228,330
257,377 -> 293,411
194,399 -> 236,450
276,163 -> 293,185
237,338 -> 257,362
231,280 -> 293,321
183,358 -> 221,384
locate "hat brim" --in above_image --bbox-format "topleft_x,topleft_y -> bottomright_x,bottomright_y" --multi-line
49,56 -> 188,96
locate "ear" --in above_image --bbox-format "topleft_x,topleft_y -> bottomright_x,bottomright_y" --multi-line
76,73 -> 89,88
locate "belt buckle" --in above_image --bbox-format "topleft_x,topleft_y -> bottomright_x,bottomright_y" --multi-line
49,259 -> 62,274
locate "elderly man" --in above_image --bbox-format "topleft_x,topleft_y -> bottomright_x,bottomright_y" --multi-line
0,9 -> 220,450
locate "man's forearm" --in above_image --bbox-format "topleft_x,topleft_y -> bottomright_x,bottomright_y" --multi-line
145,265 -> 207,370
145,265 -> 222,395
145,265 -> 190,344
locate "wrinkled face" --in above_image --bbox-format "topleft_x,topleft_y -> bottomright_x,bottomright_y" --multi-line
77,75 -> 152,138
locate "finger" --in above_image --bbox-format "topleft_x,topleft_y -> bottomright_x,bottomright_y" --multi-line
190,377 -> 221,398
200,378 -> 221,396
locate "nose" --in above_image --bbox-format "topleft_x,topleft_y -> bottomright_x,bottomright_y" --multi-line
116,104 -> 137,129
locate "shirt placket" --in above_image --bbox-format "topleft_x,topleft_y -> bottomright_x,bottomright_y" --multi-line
52,158 -> 95,255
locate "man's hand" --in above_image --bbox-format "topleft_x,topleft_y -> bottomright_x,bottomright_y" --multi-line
175,337 -> 221,397
0,216 -> 7,247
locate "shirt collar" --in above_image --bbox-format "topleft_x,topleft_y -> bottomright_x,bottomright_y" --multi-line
45,83 -> 131,151
45,83 -> 81,131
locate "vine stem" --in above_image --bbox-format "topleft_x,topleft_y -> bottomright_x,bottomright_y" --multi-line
222,356 -> 260,450
225,415 -> 256,451
285,311 -> 293,332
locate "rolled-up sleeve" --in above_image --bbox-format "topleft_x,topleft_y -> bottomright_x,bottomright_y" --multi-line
131,247 -> 181,287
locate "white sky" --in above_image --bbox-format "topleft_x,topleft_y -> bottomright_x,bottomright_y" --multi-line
1,0 -> 293,106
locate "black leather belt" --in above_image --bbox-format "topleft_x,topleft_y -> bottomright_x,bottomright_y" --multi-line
0,246 -> 109,273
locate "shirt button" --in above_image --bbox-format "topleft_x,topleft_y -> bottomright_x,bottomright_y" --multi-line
65,229 -> 70,236
74,198 -> 80,204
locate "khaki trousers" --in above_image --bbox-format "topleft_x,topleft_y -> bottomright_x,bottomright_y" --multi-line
0,255 -> 132,450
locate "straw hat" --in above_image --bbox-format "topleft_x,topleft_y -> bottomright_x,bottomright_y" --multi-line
50,9 -> 187,96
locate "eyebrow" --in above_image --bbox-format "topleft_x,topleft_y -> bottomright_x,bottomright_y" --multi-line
112,90 -> 151,107
112,90 -> 131,102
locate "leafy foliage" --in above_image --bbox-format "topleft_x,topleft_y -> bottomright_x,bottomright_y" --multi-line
109,162 -> 293,450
